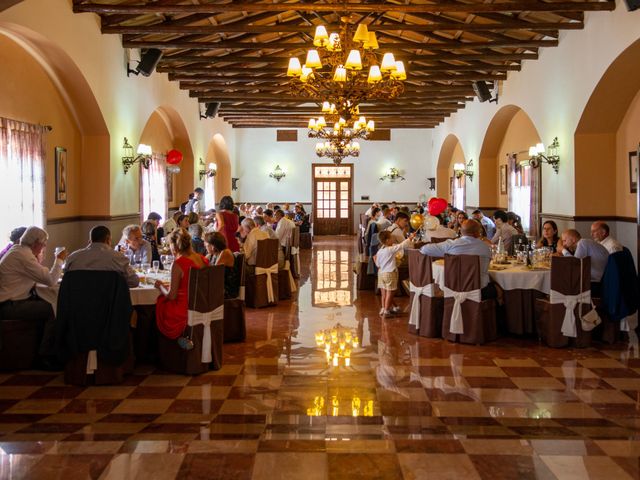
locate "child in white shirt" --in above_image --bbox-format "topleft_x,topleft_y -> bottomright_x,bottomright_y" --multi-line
374,230 -> 415,316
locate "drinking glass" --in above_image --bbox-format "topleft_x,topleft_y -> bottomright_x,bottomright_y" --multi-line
142,263 -> 151,274
152,260 -> 160,274
164,255 -> 174,271
160,255 -> 168,269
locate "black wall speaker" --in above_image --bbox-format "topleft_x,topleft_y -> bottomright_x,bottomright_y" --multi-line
625,0 -> 639,11
201,102 -> 221,119
472,81 -> 493,103
135,48 -> 163,76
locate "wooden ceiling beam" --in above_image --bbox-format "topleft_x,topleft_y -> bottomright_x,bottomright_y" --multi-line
75,2 -> 616,15
171,72 -> 507,82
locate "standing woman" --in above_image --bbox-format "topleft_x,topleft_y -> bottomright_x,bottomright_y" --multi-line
216,195 -> 240,252
154,229 -> 208,340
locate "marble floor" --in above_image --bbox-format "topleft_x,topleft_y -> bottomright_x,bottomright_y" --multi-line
1,236 -> 639,479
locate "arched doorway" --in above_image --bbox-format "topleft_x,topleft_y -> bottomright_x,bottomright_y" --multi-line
436,134 -> 466,210
575,37 -> 640,262
478,105 -> 542,235
208,133 -> 231,204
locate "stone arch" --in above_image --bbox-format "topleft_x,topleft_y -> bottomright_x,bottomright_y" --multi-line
574,37 -> 640,217
0,21 -> 110,216
436,134 -> 465,201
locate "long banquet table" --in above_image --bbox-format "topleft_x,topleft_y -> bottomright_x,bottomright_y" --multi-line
431,259 -> 551,335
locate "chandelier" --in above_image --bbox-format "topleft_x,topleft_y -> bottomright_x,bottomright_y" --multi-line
309,112 -> 374,164
286,22 -> 406,121
314,323 -> 360,367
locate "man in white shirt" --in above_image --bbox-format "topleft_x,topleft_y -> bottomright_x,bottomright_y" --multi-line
0,226 -> 67,358
558,229 -> 609,295
66,226 -> 139,287
491,210 -> 518,253
115,224 -> 152,265
387,211 -> 409,244
191,187 -> 206,214
376,207 -> 393,231
254,216 -> 277,240
274,209 -> 295,248
364,203 -> 379,217
590,221 -> 623,254
241,218 -> 269,267
422,217 -> 457,242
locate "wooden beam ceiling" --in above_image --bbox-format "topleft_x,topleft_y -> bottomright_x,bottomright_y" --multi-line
73,0 -> 616,128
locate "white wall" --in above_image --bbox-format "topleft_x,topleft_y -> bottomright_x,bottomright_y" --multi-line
235,128 -> 433,205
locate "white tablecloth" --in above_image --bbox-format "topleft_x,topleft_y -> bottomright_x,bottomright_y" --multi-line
431,260 -> 550,294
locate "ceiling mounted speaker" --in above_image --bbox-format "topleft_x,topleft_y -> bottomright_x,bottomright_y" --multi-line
625,0 -> 639,10
200,102 -> 220,119
128,48 -> 163,77
472,81 -> 493,103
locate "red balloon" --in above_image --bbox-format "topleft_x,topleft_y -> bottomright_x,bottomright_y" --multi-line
166,149 -> 183,165
428,197 -> 448,216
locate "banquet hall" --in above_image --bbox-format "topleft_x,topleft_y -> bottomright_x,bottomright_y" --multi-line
0,0 -> 640,478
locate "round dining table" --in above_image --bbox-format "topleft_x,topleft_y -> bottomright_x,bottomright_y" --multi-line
431,259 -> 551,335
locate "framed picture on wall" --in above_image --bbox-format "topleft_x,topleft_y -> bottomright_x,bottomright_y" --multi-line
630,151 -> 638,194
54,147 -> 67,204
500,164 -> 508,195
167,172 -> 174,202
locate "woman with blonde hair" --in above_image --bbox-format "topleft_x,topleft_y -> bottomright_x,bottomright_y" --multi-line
154,228 -> 208,339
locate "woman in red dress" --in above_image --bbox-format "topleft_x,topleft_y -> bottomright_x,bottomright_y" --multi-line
215,195 -> 240,253
154,228 -> 208,339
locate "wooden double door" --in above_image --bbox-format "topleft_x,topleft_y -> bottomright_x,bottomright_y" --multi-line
312,164 -> 353,236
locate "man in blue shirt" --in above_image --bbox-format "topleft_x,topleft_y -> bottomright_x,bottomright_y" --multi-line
419,219 -> 496,299
558,229 -> 609,296
472,209 -> 496,240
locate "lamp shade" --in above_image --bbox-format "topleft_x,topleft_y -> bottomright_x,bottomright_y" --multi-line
363,31 -> 379,50
322,101 -> 330,112
300,66 -> 313,82
391,61 -> 406,80
208,163 -> 216,171
536,143 -> 545,154
308,118 -> 316,129
453,163 -> 465,171
380,52 -> 396,72
137,144 -> 152,156
345,50 -> 362,70
313,25 -> 329,46
333,66 -> 347,82
305,50 -> 322,69
353,23 -> 369,43
367,65 -> 382,83
317,116 -> 326,128
366,120 -> 375,132
287,57 -> 302,76
529,146 -> 538,156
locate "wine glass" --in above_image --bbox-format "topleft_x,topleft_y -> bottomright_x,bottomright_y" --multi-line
152,260 -> 160,274
160,254 -> 168,269
164,255 -> 174,271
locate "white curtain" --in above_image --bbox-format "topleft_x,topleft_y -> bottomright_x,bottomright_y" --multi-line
453,176 -> 465,211
0,118 -> 46,243
141,153 -> 167,221
204,175 -> 215,211
509,165 -> 531,233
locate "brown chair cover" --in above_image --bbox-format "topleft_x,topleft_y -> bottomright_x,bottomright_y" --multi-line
407,250 -> 443,338
291,226 -> 301,279
64,333 -> 135,386
430,237 -> 449,244
0,318 -> 43,370
246,238 -> 280,308
224,253 -> 246,343
355,255 -> 376,290
300,232 -> 313,249
535,256 -> 593,348
441,254 -> 497,345
158,265 -> 225,374
279,245 -> 293,300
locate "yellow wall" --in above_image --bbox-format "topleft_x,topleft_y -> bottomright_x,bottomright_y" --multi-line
616,88 -> 640,218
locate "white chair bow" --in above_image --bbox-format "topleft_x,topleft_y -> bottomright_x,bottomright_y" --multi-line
408,282 -> 436,328
86,350 -> 98,374
188,305 -> 224,362
281,260 -> 297,293
255,263 -> 279,303
549,289 -> 591,338
621,312 -> 638,332
291,246 -> 301,274
442,287 -> 481,334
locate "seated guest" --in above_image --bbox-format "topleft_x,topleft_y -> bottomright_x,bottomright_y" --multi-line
387,211 -> 409,244
274,209 -> 296,248
162,210 -> 181,238
154,229 -> 208,340
452,211 -> 468,236
419,219 -> 496,299
590,221 -> 623,254
115,224 -> 152,265
0,226 -> 27,261
422,216 -> 457,242
216,195 -> 240,253
445,206 -> 458,228
263,209 -> 276,231
189,223 -> 207,255
147,212 -> 163,240
472,210 -> 496,240
187,212 -> 199,226
254,216 -> 277,240
377,207 -> 393,231
294,206 -> 311,234
65,226 -> 139,287
557,229 -> 609,296
491,210 -> 518,253
0,226 -> 68,358
141,221 -> 162,266
537,220 -> 559,250
507,212 -> 525,234
240,218 -> 269,269
282,202 -> 292,214
176,214 -> 190,230
204,231 -> 239,299
364,202 -> 379,217
255,206 -> 264,216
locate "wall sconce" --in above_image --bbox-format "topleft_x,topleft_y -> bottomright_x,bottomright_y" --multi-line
453,159 -> 474,181
122,137 -> 152,174
379,167 -> 405,182
269,164 -> 286,182
232,177 -> 239,191
528,137 -> 560,173
427,177 -> 436,191
198,159 -> 217,180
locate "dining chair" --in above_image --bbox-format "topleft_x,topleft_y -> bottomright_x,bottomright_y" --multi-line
407,250 -> 444,338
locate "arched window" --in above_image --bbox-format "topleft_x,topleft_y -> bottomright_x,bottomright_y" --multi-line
141,153 -> 167,221
507,154 -> 532,234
